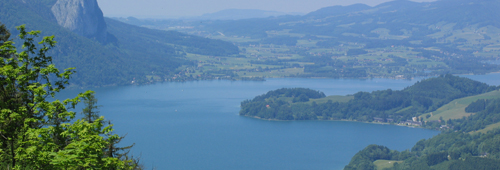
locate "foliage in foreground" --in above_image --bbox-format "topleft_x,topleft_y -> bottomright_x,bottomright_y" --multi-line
0,25 -> 139,169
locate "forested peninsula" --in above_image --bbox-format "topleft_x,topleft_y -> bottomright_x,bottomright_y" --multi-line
240,75 -> 498,126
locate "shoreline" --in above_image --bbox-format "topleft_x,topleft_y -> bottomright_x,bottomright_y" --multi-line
242,115 -> 433,130
65,72 -> 500,90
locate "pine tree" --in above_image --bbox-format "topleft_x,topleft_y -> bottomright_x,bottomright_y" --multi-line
81,93 -> 102,123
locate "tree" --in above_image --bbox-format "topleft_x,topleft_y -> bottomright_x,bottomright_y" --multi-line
82,93 -> 102,123
81,93 -> 140,169
104,129 -> 142,170
0,23 -> 10,43
0,25 -> 132,169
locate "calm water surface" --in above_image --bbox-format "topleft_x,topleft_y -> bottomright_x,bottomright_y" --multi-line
58,74 -> 500,170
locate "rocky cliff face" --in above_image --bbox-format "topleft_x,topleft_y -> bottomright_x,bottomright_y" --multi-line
51,0 -> 107,43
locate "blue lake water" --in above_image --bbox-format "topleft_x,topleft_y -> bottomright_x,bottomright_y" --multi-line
57,74 -> 500,170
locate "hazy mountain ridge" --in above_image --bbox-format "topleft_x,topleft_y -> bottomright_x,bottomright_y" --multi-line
195,0 -> 500,38
300,0 -> 499,32
194,9 -> 292,20
362,0 -> 500,28
302,4 -> 371,19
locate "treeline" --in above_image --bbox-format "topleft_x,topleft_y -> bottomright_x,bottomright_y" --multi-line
240,74 -> 497,122
242,87 -> 325,103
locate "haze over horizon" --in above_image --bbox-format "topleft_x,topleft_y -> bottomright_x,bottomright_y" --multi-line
97,0 -> 437,19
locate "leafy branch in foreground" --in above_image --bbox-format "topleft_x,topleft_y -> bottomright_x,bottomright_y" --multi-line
0,24 -> 139,169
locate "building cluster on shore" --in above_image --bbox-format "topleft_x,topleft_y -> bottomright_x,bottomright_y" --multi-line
373,117 -> 423,126
372,116 -> 455,130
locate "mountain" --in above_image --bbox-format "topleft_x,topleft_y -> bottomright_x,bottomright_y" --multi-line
352,0 -> 500,28
303,4 -> 371,19
198,0 -> 500,38
0,0 -> 239,87
193,9 -> 293,20
368,0 -> 424,13
51,0 -> 108,43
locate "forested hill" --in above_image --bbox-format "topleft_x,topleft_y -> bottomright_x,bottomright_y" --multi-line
105,18 -> 239,57
344,93 -> 500,170
0,0 -> 239,87
239,75 -> 498,122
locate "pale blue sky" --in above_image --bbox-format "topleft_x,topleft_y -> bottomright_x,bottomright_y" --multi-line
97,0 -> 437,18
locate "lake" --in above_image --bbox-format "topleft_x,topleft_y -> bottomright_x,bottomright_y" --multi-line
57,74 -> 500,170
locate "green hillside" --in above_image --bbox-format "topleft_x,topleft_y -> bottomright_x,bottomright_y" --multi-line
422,90 -> 500,121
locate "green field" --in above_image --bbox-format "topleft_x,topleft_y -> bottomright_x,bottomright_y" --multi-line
306,95 -> 354,104
474,122 -> 500,134
422,90 -> 500,121
374,160 -> 403,170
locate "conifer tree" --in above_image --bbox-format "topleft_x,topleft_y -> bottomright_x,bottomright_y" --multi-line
82,93 -> 102,123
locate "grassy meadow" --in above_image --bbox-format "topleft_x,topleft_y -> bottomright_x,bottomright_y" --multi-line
422,90 -> 500,121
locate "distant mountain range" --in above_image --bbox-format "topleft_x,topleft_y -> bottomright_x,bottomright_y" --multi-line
115,0 -> 500,42
119,0 -> 500,42
199,0 -> 500,38
190,9 -> 303,20
0,0 -> 239,87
